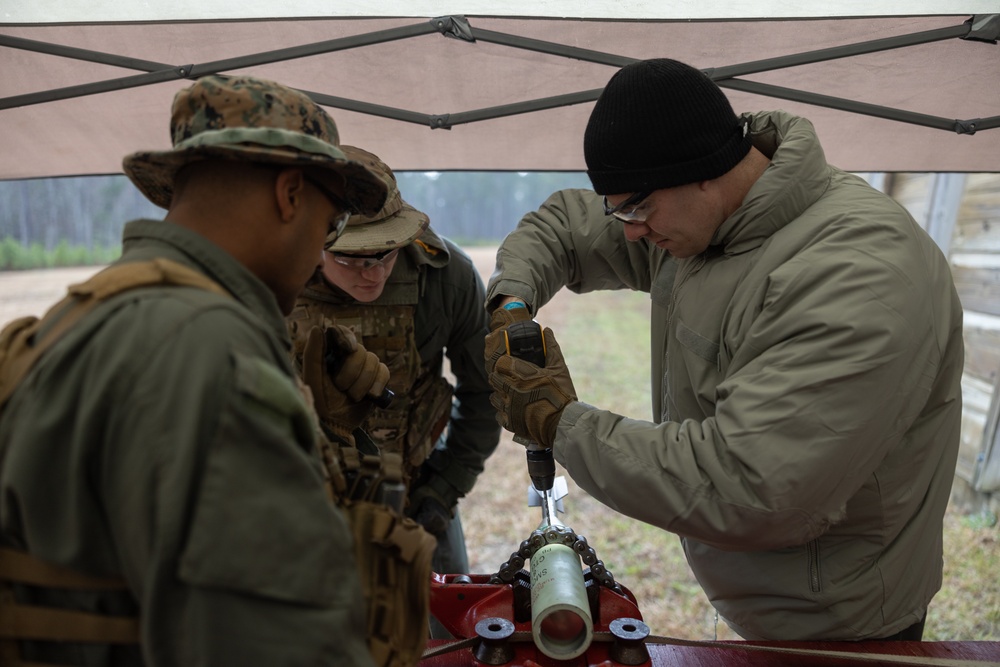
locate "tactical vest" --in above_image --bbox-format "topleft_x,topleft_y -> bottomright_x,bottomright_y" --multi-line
312,429 -> 435,667
288,244 -> 453,485
0,259 -> 435,667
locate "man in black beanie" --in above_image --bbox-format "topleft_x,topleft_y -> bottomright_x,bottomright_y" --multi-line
483,58 -> 964,642
584,58 -> 754,198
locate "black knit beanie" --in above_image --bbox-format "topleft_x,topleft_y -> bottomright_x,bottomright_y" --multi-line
584,58 -> 752,195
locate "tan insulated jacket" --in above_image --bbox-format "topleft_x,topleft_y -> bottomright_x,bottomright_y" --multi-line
486,111 -> 964,641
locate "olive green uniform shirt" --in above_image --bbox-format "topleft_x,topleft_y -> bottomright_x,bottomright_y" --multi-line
0,220 -> 373,666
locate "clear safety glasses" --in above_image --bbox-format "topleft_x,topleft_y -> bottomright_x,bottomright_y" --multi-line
602,191 -> 653,223
330,247 -> 400,271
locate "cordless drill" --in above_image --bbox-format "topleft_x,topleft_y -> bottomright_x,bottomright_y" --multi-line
504,316 -> 593,659
503,319 -> 555,494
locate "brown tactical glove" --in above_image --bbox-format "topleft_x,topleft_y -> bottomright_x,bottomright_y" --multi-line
483,302 -> 533,377
488,327 -> 576,448
302,324 -> 390,441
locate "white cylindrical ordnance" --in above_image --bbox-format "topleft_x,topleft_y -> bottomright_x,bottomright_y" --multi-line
529,543 -> 594,660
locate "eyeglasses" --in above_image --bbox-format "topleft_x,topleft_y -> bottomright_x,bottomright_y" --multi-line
603,191 -> 652,223
331,247 -> 400,271
303,175 -> 353,239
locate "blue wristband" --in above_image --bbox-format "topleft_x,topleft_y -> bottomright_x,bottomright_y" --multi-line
503,301 -> 526,310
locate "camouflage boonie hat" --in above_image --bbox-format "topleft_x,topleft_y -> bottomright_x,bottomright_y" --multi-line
326,145 -> 430,253
122,75 -> 387,213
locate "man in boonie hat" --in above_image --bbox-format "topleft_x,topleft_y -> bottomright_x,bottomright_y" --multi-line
0,75 -> 402,666
122,74 -> 389,314
287,146 -> 501,637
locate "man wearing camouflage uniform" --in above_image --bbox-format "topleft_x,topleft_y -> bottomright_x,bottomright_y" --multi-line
287,146 -> 500,603
0,76 -> 432,666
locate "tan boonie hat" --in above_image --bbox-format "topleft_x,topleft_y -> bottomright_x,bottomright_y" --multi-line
122,75 -> 388,214
326,145 -> 430,253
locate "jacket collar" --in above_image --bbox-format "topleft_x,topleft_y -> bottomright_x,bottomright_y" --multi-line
404,225 -> 449,270
712,111 -> 832,256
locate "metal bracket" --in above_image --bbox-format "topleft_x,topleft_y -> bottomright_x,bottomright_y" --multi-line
429,114 -> 452,130
608,618 -> 651,666
430,15 -> 475,43
955,118 -> 982,135
964,14 -> 999,44
473,617 -> 516,665
527,476 -> 568,514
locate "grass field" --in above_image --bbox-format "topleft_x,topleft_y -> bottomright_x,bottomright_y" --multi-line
459,259 -> 999,642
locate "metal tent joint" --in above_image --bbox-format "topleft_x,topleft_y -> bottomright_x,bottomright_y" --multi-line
431,16 -> 475,43
955,119 -> 981,135
429,114 -> 452,130
964,14 -> 999,44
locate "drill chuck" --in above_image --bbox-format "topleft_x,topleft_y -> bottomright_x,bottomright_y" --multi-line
526,447 -> 556,492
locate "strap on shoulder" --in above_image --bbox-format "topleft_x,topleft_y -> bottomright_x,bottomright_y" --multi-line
0,259 -> 229,412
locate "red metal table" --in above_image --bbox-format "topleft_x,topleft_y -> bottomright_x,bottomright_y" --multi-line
426,573 -> 999,666
422,639 -> 1000,666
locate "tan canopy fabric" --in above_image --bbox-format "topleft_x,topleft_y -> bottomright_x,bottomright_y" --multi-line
1,5 -> 998,177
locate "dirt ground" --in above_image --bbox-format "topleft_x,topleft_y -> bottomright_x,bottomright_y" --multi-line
0,265 -> 103,323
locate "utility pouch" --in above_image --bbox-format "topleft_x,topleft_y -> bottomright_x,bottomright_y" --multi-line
347,500 -> 436,667
403,374 -> 453,471
322,439 -> 436,667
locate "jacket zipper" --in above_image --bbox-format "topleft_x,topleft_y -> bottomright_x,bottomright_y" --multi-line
661,257 -> 703,421
807,539 -> 822,593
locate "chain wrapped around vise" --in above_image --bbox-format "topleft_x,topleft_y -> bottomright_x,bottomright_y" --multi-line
489,525 -> 621,593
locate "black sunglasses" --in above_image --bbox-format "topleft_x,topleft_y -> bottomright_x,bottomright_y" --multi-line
303,175 -> 355,238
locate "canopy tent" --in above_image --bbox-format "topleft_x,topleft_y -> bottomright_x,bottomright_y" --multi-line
1,2 -> 998,178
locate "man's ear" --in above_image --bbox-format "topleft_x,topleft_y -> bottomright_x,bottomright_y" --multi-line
274,168 -> 307,223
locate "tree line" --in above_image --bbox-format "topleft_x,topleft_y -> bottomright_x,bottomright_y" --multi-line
0,171 -> 593,269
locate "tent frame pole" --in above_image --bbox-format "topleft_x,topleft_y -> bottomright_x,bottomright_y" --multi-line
0,15 -> 996,134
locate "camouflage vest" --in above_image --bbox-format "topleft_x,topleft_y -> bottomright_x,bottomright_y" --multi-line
290,348 -> 438,667
288,244 -> 453,484
310,425 -> 435,667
